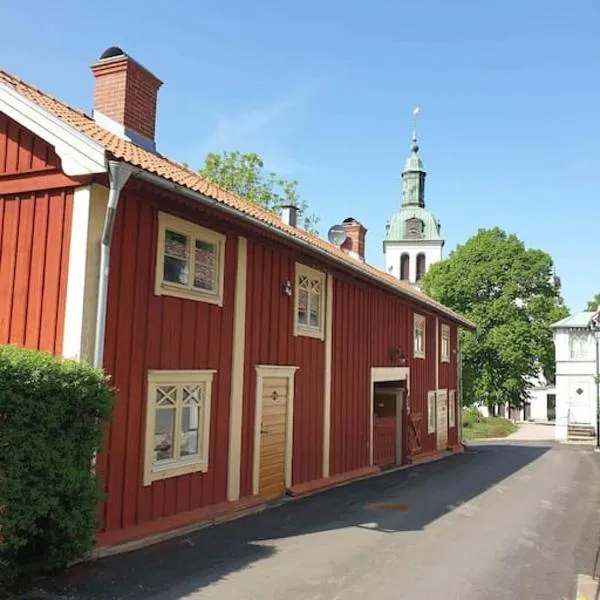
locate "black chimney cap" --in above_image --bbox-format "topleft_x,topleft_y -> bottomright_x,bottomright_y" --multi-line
99,46 -> 126,60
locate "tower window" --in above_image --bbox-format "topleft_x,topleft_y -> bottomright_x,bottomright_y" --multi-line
400,254 -> 410,281
416,253 -> 426,281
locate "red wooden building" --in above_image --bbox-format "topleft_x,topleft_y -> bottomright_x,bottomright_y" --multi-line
0,48 -> 474,553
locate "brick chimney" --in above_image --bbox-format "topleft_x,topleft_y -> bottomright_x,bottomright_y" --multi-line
341,217 -> 367,262
91,47 -> 162,151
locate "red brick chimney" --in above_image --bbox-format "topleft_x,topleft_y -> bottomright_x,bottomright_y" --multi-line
341,217 -> 367,262
90,47 -> 162,150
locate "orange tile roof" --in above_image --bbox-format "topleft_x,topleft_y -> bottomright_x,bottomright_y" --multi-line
0,69 -> 474,329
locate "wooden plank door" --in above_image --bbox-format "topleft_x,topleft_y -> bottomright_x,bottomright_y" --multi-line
436,390 -> 448,451
258,377 -> 289,500
373,390 -> 402,467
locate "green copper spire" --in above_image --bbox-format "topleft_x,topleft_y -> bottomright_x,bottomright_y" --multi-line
402,107 -> 426,208
385,108 -> 442,243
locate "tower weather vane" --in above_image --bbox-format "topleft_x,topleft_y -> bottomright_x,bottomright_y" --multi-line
412,107 -> 421,143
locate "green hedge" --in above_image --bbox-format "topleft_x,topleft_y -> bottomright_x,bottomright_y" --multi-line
0,345 -> 114,587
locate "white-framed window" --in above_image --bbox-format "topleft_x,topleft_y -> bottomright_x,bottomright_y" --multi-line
414,314 -> 426,359
155,212 -> 225,305
569,330 -> 589,360
441,324 -> 451,362
143,370 -> 215,486
427,391 -> 436,433
294,263 -> 326,340
449,389 -> 456,428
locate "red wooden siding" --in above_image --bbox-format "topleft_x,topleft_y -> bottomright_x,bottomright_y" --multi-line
0,114 -> 74,355
438,323 -> 459,446
97,189 -> 237,541
0,113 -> 61,175
329,277 -> 440,477
239,240 -> 325,497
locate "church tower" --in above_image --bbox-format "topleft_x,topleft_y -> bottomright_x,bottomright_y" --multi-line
383,110 -> 444,288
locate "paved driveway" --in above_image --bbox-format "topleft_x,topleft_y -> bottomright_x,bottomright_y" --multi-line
30,441 -> 600,600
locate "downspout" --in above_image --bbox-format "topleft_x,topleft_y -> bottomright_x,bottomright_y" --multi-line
93,161 -> 133,369
458,333 -> 464,445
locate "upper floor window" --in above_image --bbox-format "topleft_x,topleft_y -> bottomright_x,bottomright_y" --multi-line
414,314 -> 426,359
441,324 -> 450,362
155,212 -> 225,305
416,253 -> 426,281
294,263 -> 326,340
144,369 -> 215,486
569,331 -> 589,360
400,254 -> 410,281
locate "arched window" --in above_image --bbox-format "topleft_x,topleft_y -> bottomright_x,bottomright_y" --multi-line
416,253 -> 426,281
400,254 -> 410,280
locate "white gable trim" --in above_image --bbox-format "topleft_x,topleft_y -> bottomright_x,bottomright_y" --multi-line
0,80 -> 106,176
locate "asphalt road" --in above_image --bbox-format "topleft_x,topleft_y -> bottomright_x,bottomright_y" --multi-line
32,438 -> 600,600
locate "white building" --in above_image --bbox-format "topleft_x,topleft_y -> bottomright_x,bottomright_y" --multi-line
383,128 -> 444,287
476,372 -> 555,422
551,311 -> 600,441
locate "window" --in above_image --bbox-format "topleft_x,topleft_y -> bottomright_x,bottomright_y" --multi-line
400,254 -> 410,281
144,370 -> 215,486
155,212 -> 225,305
569,331 -> 589,360
294,263 -> 326,340
416,253 -> 426,281
441,324 -> 450,362
427,391 -> 436,433
449,390 -> 456,428
414,314 -> 426,358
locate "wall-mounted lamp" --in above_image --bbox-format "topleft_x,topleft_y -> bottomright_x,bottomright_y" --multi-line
282,280 -> 292,297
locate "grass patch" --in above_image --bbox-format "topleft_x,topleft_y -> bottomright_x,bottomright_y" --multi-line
462,407 -> 518,440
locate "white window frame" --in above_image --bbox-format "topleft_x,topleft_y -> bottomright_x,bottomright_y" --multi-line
441,324 -> 451,363
155,211 -> 225,305
143,369 -> 215,486
449,389 -> 456,428
427,391 -> 436,433
569,330 -> 589,360
294,263 -> 326,340
414,314 -> 426,359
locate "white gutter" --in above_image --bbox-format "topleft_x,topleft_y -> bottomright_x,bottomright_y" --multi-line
93,161 -> 133,369
123,166 -> 475,331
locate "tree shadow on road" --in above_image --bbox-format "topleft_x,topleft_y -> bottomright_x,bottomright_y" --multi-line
31,442 -> 552,599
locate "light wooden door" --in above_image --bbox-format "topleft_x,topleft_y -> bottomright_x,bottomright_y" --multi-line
258,377 -> 289,500
436,390 -> 448,450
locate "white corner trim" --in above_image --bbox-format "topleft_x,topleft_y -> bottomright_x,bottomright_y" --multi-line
369,367 -> 409,465
227,237 -> 247,502
62,186 -> 91,360
322,274 -> 333,478
252,365 -> 299,496
0,80 -> 106,176
435,317 -> 440,389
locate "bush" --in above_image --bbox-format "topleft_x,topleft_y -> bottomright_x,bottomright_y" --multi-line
0,345 -> 114,587
462,407 -> 482,428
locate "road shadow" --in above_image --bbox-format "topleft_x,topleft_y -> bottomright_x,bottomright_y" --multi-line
28,442 -> 552,599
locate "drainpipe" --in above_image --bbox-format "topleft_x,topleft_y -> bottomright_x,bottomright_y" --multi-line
458,334 -> 464,445
93,161 -> 132,369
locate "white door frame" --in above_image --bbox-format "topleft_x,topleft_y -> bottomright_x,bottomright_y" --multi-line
370,367 -> 409,465
252,365 -> 299,496
436,388 -> 448,450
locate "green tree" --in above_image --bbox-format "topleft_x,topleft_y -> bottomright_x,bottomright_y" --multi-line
199,151 -> 319,234
586,293 -> 600,312
421,227 -> 568,412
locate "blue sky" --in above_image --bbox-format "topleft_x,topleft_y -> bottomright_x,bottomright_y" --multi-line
2,0 -> 599,312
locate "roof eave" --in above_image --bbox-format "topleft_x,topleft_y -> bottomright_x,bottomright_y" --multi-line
0,79 -> 106,176
123,162 -> 476,330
